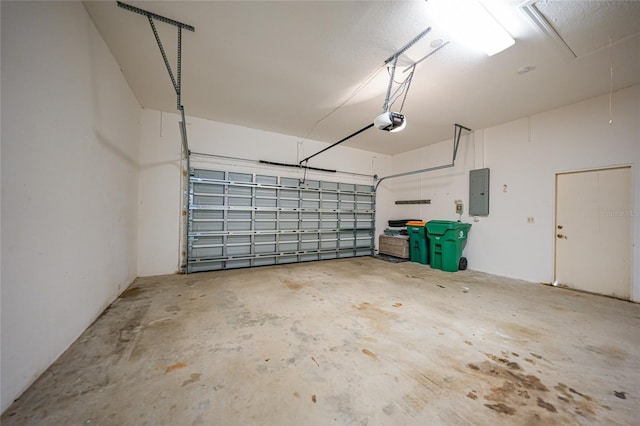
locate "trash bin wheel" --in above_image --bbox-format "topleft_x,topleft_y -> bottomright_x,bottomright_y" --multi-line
458,257 -> 468,271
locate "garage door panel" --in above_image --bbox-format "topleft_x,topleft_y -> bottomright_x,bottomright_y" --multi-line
279,242 -> 298,252
192,210 -> 224,219
228,197 -> 252,207
187,169 -> 375,272
255,243 -> 276,254
255,221 -> 277,231
228,221 -> 251,231
320,253 -> 337,261
228,172 -> 252,182
192,221 -> 223,232
192,194 -> 223,205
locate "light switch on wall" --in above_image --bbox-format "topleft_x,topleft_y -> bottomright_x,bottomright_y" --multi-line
455,199 -> 464,215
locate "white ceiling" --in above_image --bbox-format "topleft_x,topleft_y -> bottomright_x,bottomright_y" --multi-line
83,0 -> 640,156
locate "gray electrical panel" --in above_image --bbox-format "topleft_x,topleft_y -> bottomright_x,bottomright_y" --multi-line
469,168 -> 490,215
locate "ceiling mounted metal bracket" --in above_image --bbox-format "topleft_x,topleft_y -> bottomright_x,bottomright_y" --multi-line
402,40 -> 450,73
117,1 -> 195,272
294,27 -> 444,173
117,1 -> 195,31
374,123 -> 471,191
117,1 -> 195,156
381,27 -> 431,114
383,27 -> 431,65
295,28 -> 435,173
117,1 -> 195,110
452,123 -> 470,161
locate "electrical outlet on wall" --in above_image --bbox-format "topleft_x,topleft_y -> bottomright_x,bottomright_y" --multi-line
455,199 -> 464,215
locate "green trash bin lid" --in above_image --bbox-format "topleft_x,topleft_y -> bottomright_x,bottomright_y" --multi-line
426,220 -> 471,236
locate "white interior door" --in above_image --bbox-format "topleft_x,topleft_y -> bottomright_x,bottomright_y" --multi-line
555,167 -> 632,299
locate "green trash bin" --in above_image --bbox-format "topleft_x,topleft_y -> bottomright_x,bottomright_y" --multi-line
426,220 -> 471,272
406,221 -> 429,265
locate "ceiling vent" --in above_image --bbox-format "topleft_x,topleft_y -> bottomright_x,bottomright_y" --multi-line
520,0 -> 640,60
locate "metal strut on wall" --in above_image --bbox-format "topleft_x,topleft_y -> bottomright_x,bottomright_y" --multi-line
117,2 -> 195,271
374,123 -> 471,191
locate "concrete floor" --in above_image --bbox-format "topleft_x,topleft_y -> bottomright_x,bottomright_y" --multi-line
2,257 -> 639,425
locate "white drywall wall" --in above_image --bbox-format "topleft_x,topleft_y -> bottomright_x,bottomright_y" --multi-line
1,2 -> 141,412
376,130 -> 476,222
138,110 -> 392,277
387,85 -> 640,301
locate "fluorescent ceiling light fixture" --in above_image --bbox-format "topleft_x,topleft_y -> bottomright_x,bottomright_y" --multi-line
431,0 -> 515,56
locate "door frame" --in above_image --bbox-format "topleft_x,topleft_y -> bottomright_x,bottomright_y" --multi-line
553,164 -> 634,298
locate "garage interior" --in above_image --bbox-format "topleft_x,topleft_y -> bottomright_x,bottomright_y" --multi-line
1,1 -> 639,425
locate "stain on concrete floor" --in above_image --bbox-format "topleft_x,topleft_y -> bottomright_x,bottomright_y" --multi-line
2,257 -> 639,425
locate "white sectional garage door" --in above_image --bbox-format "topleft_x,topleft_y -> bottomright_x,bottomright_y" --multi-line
187,169 -> 375,272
